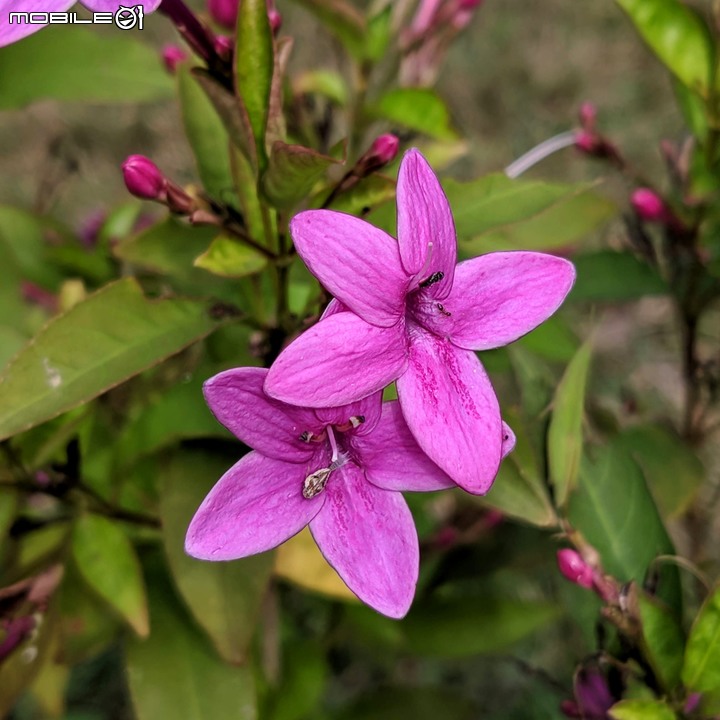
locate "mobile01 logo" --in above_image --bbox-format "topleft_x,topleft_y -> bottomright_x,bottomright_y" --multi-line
9,5 -> 144,30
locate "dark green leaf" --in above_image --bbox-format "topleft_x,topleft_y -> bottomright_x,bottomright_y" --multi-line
72,513 -> 149,637
683,584 -> 720,692
365,6 -> 393,61
615,0 -> 713,97
322,175 -> 396,215
194,235 -> 268,278
373,88 -> 457,140
674,80 -> 709,141
0,279 -> 224,440
638,591 -> 685,692
125,554 -> 257,720
159,451 -> 274,664
336,688 -> 477,720
0,26 -> 172,108
266,37 -> 292,149
548,340 -> 592,506
517,315 -> 579,363
569,251 -> 668,302
268,641 -> 327,720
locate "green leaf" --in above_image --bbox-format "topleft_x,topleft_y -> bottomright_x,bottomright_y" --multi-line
615,425 -> 704,518
0,279 -> 224,440
159,451 -> 274,664
126,553 -> 257,720
683,584 -> 720,692
401,596 -> 560,657
268,640 -> 327,720
609,699 -> 677,720
266,37 -> 292,149
72,513 -> 149,637
638,591 -> 685,692
674,80 -> 709,141
365,6 -> 393,61
0,26 -> 172,108
178,65 -> 236,206
194,235 -> 268,278
289,0 -> 366,58
570,251 -> 668,302
547,340 -> 592,506
236,0 -> 274,168
615,0 -> 713,97
294,69 -> 349,105
0,487 -> 20,563
319,175 -> 396,215
262,142 -> 340,209
568,442 -> 680,612
517,315 -> 579,363
336,688 -> 477,720
373,89 -> 458,141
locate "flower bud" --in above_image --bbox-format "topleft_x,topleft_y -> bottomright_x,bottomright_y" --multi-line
578,101 -> 597,129
369,134 -> 400,166
122,155 -> 166,201
162,44 -> 188,74
559,700 -> 582,719
575,668 -> 614,719
557,549 -> 594,589
213,34 -> 233,58
268,8 -> 282,34
207,0 -> 237,30
631,188 -> 667,223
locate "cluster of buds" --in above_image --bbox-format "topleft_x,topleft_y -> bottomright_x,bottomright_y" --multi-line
573,102 -> 622,165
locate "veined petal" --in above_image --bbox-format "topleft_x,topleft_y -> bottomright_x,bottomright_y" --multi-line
433,252 -> 576,351
0,0 -> 75,46
204,367 -> 320,463
185,452 -> 325,560
310,463 -> 418,618
265,313 -> 409,408
290,211 -> 408,327
359,401 -> 454,492
396,149 -> 456,298
315,391 -> 383,437
82,0 -> 162,11
397,328 -> 502,494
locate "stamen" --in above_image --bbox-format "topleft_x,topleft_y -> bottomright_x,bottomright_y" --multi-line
299,431 -> 313,443
302,468 -> 331,499
414,241 -> 435,285
349,415 -> 365,428
326,425 -> 339,463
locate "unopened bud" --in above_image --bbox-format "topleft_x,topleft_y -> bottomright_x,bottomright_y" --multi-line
207,0 -> 237,30
578,101 -> 596,129
574,130 -> 598,154
368,134 -> 400,166
213,34 -> 233,58
631,188 -> 667,223
268,8 -> 282,34
122,155 -> 166,201
162,44 -> 188,74
575,668 -> 614,719
557,549 -> 594,589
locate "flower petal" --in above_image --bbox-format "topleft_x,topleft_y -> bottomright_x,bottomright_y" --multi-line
0,0 -> 75,46
315,390 -> 383,437
185,451 -> 326,560
397,328 -> 502,494
265,313 -> 409,407
310,462 -> 418,618
82,0 -> 162,12
428,252 -> 576,351
290,210 -> 408,327
204,367 -> 321,463
502,422 -> 516,458
396,149 -> 456,298
359,401 -> 454,492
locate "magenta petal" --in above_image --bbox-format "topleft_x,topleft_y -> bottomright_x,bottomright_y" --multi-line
437,252 -> 576,351
359,401 -> 454,492
397,329 -> 502,494
310,463 -> 419,618
315,391 -> 383,436
265,313 -> 409,408
185,452 -> 325,560
290,211 -> 409,327
82,0 -> 162,11
204,367 -> 320,463
0,0 -> 76,46
396,149 -> 456,298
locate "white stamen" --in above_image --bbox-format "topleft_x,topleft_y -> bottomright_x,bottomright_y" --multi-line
327,425 -> 339,464
415,241 -> 435,284
504,131 -> 577,178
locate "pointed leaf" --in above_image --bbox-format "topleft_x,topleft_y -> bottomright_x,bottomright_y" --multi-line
195,235 -> 268,278
0,279 -> 225,440
638,591 -> 685,691
683,584 -> 720,692
266,37 -> 293,149
72,513 -> 149,637
609,699 -> 678,720
373,88 -> 457,140
159,451 -> 274,664
548,340 -> 592,506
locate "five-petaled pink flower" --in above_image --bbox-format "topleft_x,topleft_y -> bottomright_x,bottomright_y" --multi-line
265,149 -> 575,495
186,367 -> 468,618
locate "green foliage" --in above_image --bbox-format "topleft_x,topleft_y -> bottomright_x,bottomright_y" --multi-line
609,699 -> 678,720
195,235 -> 269,278
289,0 -> 366,59
335,687 -> 478,720
0,27 -> 172,108
682,584 -> 720,692
373,89 -> 458,140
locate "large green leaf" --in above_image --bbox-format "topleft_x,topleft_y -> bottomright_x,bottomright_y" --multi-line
683,584 -> 720,692
615,0 -> 713,97
0,26 -> 172,108
568,442 -> 680,612
569,251 -> 668,302
547,340 -> 592,506
178,64 -> 236,206
236,0 -> 274,167
373,88 -> 457,141
72,513 -> 149,637
0,279 -> 224,440
160,451 -> 274,664
609,699 -> 677,720
126,554 -> 257,720
638,591 -> 685,692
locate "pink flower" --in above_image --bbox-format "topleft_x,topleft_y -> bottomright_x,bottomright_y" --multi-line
265,149 -> 574,495
0,0 -> 160,47
185,367 -> 456,618
122,155 -> 166,201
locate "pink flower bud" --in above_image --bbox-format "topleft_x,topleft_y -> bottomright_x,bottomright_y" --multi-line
631,188 -> 667,223
369,134 -> 400,166
560,700 -> 582,719
207,0 -> 237,30
575,668 -> 614,719
214,34 -> 233,57
684,693 -> 702,714
122,155 -> 166,201
578,102 -> 597,129
162,44 -> 188,74
458,0 -> 483,8
557,549 -> 594,589
268,8 -> 282,34
574,130 -> 597,154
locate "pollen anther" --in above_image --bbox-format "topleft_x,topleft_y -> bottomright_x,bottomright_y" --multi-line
302,468 -> 332,499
